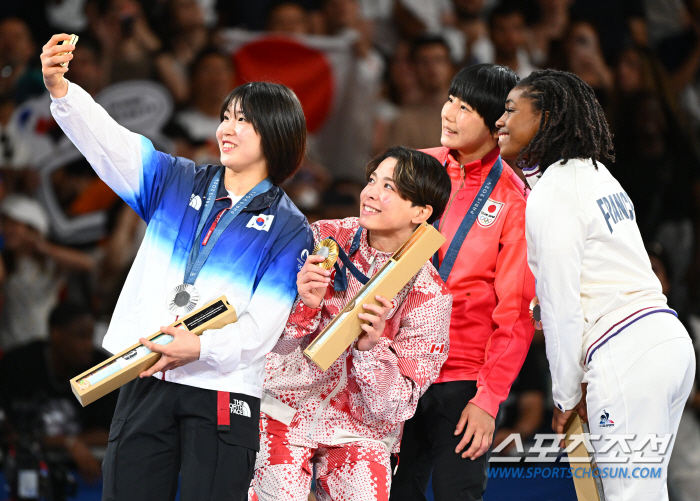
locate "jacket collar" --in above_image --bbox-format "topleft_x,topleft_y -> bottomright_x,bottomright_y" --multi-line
445,147 -> 500,181
522,163 -> 542,190
212,165 -> 278,211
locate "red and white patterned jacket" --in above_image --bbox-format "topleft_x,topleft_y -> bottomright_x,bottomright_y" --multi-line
261,218 -> 452,453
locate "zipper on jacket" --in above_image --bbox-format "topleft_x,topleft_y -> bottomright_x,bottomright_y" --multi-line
307,352 -> 348,439
439,164 -> 466,233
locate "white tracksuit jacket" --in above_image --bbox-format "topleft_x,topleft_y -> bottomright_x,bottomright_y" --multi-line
525,159 -> 669,412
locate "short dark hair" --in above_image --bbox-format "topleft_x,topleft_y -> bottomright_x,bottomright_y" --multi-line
410,35 -> 452,62
49,302 -> 92,329
449,64 -> 519,133
220,82 -> 307,185
365,146 -> 451,224
488,3 -> 526,30
514,69 -> 615,171
190,47 -> 231,79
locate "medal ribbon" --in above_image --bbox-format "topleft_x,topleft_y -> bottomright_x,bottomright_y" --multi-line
432,157 -> 503,282
184,169 -> 273,285
330,227 -> 369,291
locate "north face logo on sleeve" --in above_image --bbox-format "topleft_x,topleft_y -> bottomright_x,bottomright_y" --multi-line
230,399 -> 251,417
247,214 -> 275,232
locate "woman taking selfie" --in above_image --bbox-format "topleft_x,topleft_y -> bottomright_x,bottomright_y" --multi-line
41,34 -> 313,501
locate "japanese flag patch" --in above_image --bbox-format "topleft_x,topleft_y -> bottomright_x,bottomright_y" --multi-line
247,214 -> 275,232
477,199 -> 504,228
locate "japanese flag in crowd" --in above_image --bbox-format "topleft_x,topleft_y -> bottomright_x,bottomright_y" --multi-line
219,29 -> 383,182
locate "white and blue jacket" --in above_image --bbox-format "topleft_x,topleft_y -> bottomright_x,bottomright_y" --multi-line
51,82 -> 313,398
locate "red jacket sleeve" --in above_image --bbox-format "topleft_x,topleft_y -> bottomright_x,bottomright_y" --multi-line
469,194 -> 536,418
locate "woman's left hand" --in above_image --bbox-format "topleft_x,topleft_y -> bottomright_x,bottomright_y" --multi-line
356,295 -> 392,351
139,324 -> 201,378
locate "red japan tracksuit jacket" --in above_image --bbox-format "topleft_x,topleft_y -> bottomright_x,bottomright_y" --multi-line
260,218 -> 453,453
422,146 -> 536,418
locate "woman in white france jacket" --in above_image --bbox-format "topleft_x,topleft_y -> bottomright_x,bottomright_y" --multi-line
495,69 -> 694,501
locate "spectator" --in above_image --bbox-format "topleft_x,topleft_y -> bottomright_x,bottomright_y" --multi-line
570,0 -> 648,60
0,195 -> 95,350
488,4 -> 537,78
217,0 -> 321,32
0,302 -> 117,483
611,45 -> 687,131
613,92 -> 700,318
372,39 -> 420,155
656,0 -> 700,138
312,0 -> 385,182
0,18 -> 45,106
453,0 -> 491,64
169,49 -> 235,164
385,36 -> 454,149
154,0 -> 212,104
86,0 -> 162,83
527,0 -> 572,66
266,1 -> 313,35
552,20 -> 613,104
393,0 -> 465,61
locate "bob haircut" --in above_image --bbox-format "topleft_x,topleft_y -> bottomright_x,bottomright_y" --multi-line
448,64 -> 518,133
220,82 -> 307,185
365,146 -> 451,225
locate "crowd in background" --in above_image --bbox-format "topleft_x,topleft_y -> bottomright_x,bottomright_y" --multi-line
1,0 -> 700,499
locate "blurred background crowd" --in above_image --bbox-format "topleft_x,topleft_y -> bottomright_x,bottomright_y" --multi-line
1,0 -> 700,499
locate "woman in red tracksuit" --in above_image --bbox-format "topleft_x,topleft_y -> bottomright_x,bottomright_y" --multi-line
391,64 -> 536,501
249,146 -> 453,501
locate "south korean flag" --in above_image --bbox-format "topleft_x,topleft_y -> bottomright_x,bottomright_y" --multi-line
476,199 -> 504,228
247,214 -> 275,232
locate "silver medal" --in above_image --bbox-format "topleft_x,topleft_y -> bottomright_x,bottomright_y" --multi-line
167,283 -> 200,316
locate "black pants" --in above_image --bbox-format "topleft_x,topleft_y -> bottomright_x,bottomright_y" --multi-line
390,381 -> 493,501
102,376 -> 259,501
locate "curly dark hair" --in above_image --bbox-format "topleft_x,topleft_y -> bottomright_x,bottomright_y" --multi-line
514,69 -> 615,171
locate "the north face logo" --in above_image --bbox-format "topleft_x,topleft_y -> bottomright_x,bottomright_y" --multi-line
189,194 -> 202,210
230,399 -> 251,417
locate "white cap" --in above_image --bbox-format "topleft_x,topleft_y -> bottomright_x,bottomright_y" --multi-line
1,195 -> 50,237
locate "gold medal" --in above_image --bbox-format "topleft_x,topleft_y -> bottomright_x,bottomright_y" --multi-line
313,238 -> 339,270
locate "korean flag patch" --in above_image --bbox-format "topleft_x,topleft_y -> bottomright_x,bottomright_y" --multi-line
477,199 -> 504,228
247,214 -> 275,232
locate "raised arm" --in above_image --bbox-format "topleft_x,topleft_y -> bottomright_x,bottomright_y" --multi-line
42,34 -> 186,222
